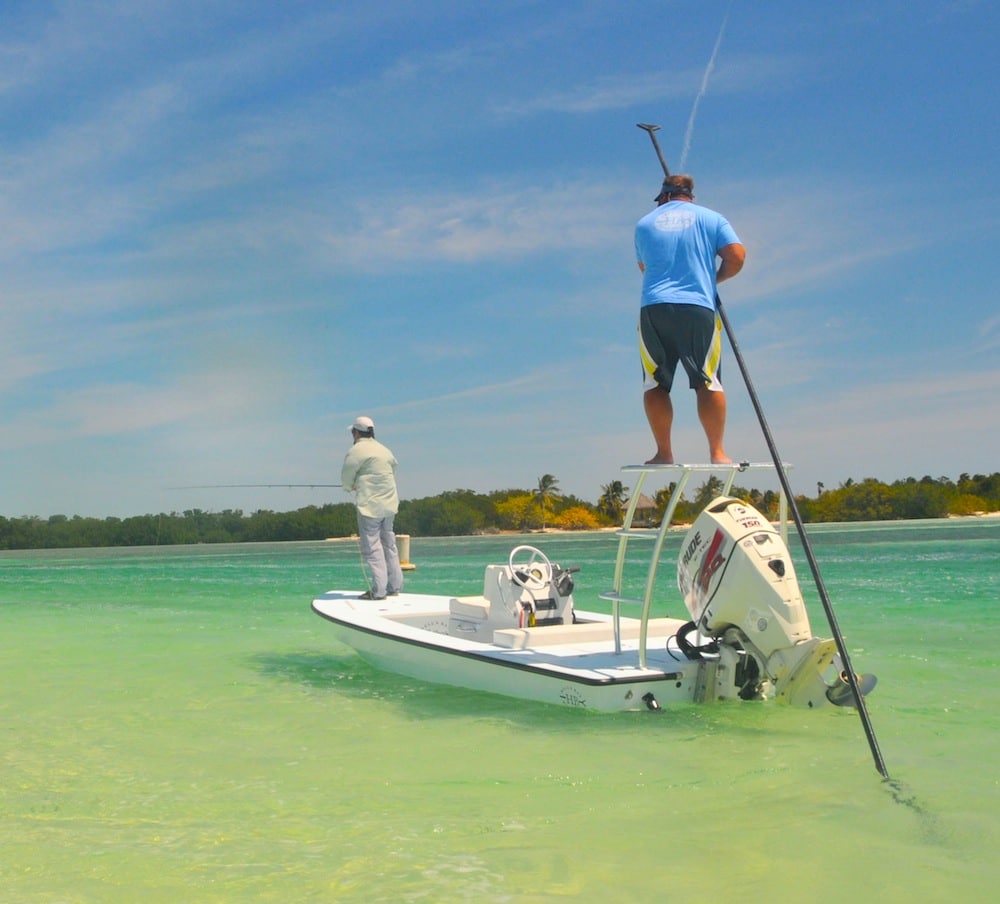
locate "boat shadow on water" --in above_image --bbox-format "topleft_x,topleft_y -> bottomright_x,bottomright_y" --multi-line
249,649 -> 941,843
247,648 -> 831,741
247,649 -> 629,726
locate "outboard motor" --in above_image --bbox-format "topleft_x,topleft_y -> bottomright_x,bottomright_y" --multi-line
677,497 -> 873,708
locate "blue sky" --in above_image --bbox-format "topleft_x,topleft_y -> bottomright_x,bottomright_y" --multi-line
2,0 -> 997,518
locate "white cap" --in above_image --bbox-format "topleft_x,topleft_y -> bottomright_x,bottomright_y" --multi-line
351,415 -> 375,433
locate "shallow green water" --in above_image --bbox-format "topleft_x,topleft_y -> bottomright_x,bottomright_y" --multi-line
1,521 -> 998,902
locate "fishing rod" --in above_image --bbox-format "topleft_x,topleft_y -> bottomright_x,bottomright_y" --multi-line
168,480 -> 373,590
636,123 -> 889,780
168,484 -> 342,490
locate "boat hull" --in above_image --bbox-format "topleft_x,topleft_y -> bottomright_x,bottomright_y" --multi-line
312,592 -> 702,712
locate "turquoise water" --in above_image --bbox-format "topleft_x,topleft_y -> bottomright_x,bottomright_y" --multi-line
1,520 -> 997,902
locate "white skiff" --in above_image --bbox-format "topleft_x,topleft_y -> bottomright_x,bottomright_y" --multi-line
312,463 -> 875,712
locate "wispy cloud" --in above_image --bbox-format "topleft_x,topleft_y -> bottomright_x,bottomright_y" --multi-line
772,366 -> 1000,483
495,71 -> 698,116
494,53 -> 805,119
316,172 -> 927,297
720,180 -> 926,303
976,314 -> 1000,354
319,180 -> 631,265
373,372 -> 546,417
1,352 -> 295,450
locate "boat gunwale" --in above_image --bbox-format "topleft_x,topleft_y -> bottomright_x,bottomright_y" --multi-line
310,599 -> 688,688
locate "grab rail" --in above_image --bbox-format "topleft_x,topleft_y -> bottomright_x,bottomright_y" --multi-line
599,462 -> 788,666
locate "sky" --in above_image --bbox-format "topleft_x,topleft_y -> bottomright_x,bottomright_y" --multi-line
2,0 -> 997,519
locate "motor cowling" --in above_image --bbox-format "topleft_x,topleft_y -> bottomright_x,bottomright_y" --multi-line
678,496 -> 813,659
677,496 -> 876,708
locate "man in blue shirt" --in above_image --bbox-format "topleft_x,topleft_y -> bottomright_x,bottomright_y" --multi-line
635,174 -> 745,464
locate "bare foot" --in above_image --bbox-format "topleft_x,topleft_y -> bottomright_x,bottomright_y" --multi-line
645,454 -> 675,465
710,454 -> 733,464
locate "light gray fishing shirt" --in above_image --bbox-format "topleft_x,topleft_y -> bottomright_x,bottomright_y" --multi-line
341,437 -> 399,518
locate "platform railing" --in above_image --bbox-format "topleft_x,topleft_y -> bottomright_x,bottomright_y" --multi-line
599,462 -> 788,666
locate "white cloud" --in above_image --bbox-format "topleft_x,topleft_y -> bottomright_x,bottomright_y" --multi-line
493,55 -> 807,117
715,180 -> 926,304
318,180 -> 631,266
0,350 -> 295,450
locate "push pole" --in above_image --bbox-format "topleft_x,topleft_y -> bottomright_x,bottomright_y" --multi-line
636,123 -> 889,779
637,123 -> 671,178
714,294 -> 889,779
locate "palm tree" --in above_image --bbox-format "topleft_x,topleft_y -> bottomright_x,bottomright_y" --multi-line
598,480 -> 629,523
653,484 -> 676,524
692,475 -> 724,510
534,474 -> 561,530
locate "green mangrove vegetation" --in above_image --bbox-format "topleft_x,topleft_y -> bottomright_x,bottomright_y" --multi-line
0,472 -> 996,550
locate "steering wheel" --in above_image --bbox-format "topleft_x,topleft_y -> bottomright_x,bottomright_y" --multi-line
508,545 -> 554,591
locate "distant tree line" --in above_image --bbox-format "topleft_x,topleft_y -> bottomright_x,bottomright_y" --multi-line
0,504 -> 361,551
799,472 -> 1000,522
0,472 -> 997,551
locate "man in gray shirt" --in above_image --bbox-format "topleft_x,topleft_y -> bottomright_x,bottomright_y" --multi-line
341,416 -> 403,600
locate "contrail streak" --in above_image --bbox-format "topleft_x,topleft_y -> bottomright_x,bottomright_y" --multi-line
679,3 -> 732,171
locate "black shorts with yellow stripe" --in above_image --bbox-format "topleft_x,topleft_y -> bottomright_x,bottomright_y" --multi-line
638,303 -> 724,393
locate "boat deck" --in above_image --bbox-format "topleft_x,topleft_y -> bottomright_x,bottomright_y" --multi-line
311,591 -> 698,684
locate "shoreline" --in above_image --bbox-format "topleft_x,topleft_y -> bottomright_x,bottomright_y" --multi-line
323,510 -> 1000,543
